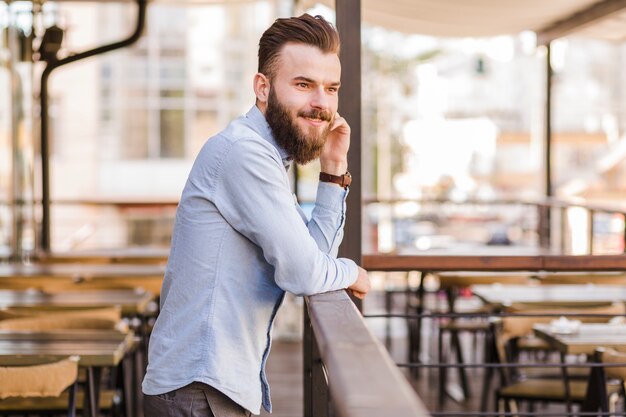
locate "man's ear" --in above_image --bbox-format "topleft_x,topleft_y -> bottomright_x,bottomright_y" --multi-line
253,73 -> 270,104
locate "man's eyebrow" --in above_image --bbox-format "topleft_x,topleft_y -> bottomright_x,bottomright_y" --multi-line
293,76 -> 341,87
293,76 -> 316,84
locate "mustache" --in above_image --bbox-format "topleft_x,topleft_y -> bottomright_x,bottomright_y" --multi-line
298,109 -> 332,122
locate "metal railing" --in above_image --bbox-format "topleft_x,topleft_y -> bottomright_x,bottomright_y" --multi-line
363,197 -> 626,255
303,290 -> 430,417
365,306 -> 626,417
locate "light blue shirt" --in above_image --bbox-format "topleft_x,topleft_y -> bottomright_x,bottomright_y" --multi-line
142,105 -> 358,414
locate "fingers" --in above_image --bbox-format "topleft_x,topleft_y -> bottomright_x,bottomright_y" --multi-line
331,114 -> 346,131
348,289 -> 366,300
347,267 -> 370,300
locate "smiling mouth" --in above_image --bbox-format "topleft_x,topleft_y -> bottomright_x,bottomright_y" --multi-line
303,116 -> 326,124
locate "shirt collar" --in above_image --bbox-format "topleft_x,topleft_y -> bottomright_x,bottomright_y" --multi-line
245,105 -> 292,169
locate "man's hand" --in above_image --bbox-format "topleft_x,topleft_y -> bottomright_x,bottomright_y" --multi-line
347,266 -> 370,300
319,113 -> 350,175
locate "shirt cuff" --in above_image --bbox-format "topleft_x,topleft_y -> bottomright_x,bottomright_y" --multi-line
344,258 -> 359,287
315,181 -> 349,213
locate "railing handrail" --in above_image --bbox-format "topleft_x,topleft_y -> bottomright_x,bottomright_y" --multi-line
304,290 -> 430,417
363,254 -> 626,272
362,196 -> 626,216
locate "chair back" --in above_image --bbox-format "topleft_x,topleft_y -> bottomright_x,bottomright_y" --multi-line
0,356 -> 79,399
598,347 -> 626,380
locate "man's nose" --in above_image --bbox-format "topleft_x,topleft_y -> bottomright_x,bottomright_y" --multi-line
310,88 -> 329,110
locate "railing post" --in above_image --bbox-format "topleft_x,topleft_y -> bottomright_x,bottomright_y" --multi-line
537,204 -> 551,249
303,300 -> 329,417
560,206 -> 567,254
623,213 -> 626,253
588,209 -> 594,255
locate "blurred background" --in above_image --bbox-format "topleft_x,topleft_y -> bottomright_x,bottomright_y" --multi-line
1,0 -> 625,258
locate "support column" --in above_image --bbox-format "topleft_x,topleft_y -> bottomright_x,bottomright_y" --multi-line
335,0 -> 361,263
8,3 -> 36,261
539,43 -> 553,249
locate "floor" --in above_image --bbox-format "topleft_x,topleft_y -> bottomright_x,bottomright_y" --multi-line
259,341 -> 303,417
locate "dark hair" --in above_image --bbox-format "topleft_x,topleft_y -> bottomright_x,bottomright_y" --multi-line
258,14 -> 340,79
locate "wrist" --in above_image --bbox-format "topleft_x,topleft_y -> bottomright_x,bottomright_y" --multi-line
319,159 -> 348,176
319,171 -> 352,189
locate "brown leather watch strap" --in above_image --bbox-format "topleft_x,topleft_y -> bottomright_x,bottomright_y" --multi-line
319,171 -> 352,188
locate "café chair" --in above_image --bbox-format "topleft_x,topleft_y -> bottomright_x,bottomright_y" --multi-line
0,307 -> 129,416
582,347 -> 626,414
0,356 -> 79,417
490,303 -> 625,414
437,303 -> 492,406
500,302 -> 624,373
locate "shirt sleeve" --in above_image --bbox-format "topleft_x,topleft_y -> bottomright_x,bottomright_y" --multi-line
212,138 -> 358,296
305,182 -> 347,257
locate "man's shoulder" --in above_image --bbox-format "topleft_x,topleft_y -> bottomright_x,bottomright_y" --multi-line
202,117 -> 281,163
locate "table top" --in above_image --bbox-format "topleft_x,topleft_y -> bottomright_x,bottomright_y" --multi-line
0,329 -> 134,366
39,247 -> 169,264
0,263 -> 166,279
0,289 -> 156,315
363,254 -> 626,272
434,271 -> 626,287
435,271 -> 532,288
534,323 -> 626,355
472,284 -> 626,307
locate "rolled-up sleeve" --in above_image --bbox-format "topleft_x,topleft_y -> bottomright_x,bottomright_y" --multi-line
212,138 -> 357,296
306,182 -> 347,257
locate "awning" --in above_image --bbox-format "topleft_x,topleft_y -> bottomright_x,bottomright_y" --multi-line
304,0 -> 626,41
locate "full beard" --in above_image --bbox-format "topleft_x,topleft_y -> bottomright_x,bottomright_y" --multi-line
265,89 -> 332,165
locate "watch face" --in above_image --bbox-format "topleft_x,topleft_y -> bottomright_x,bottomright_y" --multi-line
342,173 -> 352,187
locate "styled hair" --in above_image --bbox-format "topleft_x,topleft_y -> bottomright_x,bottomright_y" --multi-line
258,14 -> 340,79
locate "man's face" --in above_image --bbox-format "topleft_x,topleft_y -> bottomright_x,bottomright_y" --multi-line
263,43 -> 341,164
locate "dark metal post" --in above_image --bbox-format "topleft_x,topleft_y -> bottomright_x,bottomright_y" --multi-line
39,0 -> 146,252
303,302 -> 329,417
303,305 -> 312,417
539,44 -> 553,249
545,44 -> 554,208
560,206 -> 567,253
588,209 -> 594,255
293,165 -> 299,202
336,0 -> 362,310
623,213 -> 626,253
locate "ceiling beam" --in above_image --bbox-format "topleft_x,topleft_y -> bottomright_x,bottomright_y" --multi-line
537,0 -> 626,45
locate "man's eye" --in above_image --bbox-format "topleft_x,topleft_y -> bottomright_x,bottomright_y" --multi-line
297,82 -> 309,88
328,87 -> 338,93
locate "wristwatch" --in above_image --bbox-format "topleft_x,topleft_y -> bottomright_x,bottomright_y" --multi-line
319,171 -> 352,189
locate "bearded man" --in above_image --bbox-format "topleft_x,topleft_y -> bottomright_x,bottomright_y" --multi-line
142,13 -> 370,417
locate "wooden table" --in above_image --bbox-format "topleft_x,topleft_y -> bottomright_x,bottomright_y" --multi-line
0,288 -> 156,316
0,329 -> 135,417
38,247 -> 170,264
0,329 -> 133,366
533,323 -> 626,412
0,263 -> 165,294
534,323 -> 626,355
473,284 -> 626,308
